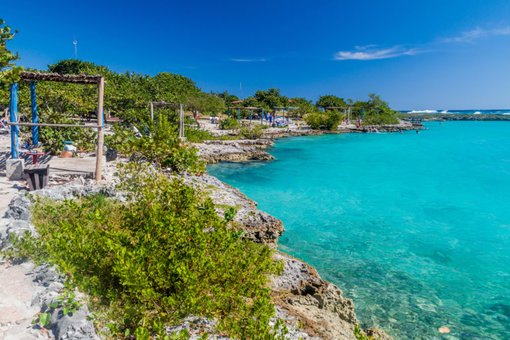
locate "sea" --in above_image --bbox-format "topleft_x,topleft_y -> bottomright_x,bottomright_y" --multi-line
402,109 -> 510,115
208,121 -> 510,339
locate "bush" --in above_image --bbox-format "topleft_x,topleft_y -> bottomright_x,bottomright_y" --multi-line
239,124 -> 264,139
11,163 -> 282,338
184,128 -> 216,142
304,111 -> 342,130
106,117 -> 205,174
219,117 -> 239,130
36,108 -> 97,154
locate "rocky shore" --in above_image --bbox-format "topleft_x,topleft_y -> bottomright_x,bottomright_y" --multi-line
0,122 -> 404,339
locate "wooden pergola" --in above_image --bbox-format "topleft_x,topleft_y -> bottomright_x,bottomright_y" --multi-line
227,106 -> 265,125
149,101 -> 185,139
8,71 -> 105,180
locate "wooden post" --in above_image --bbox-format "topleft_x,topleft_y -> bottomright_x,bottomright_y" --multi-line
150,102 -> 154,122
179,103 -> 185,139
95,77 -> 105,181
30,81 -> 39,145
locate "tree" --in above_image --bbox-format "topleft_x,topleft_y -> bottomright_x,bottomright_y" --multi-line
289,97 -> 316,117
350,94 -> 399,125
0,18 -> 20,102
252,88 -> 288,110
316,95 -> 347,110
216,91 -> 239,107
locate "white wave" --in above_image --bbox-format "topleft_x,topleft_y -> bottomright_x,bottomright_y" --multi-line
408,110 -> 438,114
473,111 -> 481,115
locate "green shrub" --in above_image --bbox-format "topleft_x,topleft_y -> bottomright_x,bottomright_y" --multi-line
184,128 -> 216,142
219,117 -> 239,130
239,124 -> 264,139
304,111 -> 342,130
104,124 -> 137,154
10,163 -> 282,338
106,117 -> 205,174
363,111 -> 399,125
37,108 -> 97,154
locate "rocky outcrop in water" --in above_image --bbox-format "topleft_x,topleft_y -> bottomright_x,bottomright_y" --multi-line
194,140 -> 274,163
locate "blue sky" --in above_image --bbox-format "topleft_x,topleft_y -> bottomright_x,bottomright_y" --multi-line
3,0 -> 510,109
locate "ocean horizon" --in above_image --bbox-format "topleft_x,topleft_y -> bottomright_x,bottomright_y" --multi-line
209,121 -> 510,339
400,109 -> 510,115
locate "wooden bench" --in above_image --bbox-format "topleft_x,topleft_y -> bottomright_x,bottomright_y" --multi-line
24,164 -> 50,191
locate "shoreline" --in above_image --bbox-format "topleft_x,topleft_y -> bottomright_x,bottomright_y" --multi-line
197,121 -> 422,164
198,125 -> 417,338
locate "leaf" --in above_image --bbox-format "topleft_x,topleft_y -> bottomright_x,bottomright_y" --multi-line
39,312 -> 51,327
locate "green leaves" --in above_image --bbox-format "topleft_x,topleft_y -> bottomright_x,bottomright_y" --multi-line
34,312 -> 51,328
0,18 -> 21,87
22,164 -> 281,338
304,111 -> 343,130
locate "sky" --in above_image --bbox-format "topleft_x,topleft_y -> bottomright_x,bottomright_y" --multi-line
3,0 -> 510,109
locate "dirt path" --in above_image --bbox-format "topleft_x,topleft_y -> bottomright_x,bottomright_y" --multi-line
0,133 -> 50,339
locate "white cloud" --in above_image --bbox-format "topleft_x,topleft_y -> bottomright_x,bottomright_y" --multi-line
230,58 -> 267,62
442,26 -> 510,43
334,46 -> 420,61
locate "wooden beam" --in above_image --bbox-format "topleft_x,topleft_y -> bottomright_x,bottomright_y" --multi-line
20,71 -> 103,84
95,77 -> 105,181
8,122 -> 101,128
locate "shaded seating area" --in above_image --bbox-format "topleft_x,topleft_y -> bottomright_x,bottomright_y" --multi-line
6,71 -> 105,185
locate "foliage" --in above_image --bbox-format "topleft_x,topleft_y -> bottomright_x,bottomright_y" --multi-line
252,88 -> 289,110
187,92 -> 226,117
104,124 -> 137,154
3,59 -> 227,126
351,94 -> 399,125
304,110 -> 343,130
216,91 -> 239,107
184,128 -> 216,143
353,325 -> 374,340
316,95 -> 347,110
219,117 -> 240,130
0,18 -> 21,87
36,107 -> 97,154
11,164 -> 282,338
288,97 -> 316,118
239,124 -> 264,139
130,116 -> 205,173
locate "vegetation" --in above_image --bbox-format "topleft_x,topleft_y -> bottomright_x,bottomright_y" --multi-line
8,163 -> 283,338
105,117 -> 205,174
351,94 -> 400,125
316,95 -> 347,110
219,116 -> 240,130
239,124 -> 264,139
304,110 -> 343,130
0,18 -> 21,86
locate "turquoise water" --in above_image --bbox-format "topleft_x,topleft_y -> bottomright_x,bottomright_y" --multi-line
208,122 -> 510,339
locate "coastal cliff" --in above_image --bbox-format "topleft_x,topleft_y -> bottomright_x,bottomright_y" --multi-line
186,173 -> 392,339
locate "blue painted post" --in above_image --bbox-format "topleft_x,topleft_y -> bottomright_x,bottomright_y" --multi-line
261,108 -> 264,125
30,81 -> 39,146
9,83 -> 19,159
250,110 -> 253,126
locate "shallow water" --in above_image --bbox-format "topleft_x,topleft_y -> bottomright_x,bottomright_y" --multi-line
208,122 -> 510,339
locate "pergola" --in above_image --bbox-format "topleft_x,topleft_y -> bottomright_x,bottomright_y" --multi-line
227,106 -> 264,125
8,71 -> 105,180
149,101 -> 186,139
